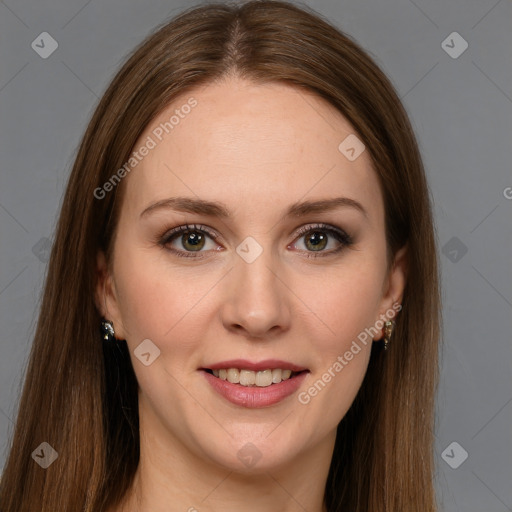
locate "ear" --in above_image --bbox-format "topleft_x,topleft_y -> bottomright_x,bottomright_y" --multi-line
95,250 -> 126,340
375,244 -> 408,332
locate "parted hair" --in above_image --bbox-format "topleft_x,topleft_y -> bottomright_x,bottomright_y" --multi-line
0,1 -> 441,510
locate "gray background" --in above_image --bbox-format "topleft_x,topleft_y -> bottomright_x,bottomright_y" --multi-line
1,0 -> 511,510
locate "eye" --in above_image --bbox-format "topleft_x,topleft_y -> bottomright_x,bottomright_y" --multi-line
158,222 -> 353,259
290,223 -> 353,258
158,224 -> 221,258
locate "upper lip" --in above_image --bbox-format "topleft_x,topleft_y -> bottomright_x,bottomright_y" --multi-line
200,359 -> 308,372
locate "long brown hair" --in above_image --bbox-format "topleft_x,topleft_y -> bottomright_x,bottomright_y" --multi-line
0,1 -> 441,510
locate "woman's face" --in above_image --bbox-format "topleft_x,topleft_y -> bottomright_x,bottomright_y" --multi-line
97,77 -> 407,474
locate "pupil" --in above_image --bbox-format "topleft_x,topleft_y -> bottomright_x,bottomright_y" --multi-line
307,232 -> 326,251
184,232 -> 203,249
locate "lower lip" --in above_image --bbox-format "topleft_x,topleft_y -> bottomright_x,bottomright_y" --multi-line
201,370 -> 309,408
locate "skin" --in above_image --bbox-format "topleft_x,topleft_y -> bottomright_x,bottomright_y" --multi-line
97,76 -> 407,512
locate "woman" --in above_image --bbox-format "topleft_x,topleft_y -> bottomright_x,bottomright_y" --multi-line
0,1 -> 441,511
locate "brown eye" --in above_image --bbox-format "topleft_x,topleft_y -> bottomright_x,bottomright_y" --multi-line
180,230 -> 206,251
304,231 -> 328,251
292,223 -> 353,259
159,224 -> 220,258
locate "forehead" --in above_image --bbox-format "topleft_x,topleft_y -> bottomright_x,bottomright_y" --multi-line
121,77 -> 383,223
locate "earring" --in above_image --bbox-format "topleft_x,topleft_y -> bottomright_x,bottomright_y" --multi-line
383,320 -> 395,351
101,320 -> 116,342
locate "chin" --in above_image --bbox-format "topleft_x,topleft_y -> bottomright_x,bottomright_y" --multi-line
198,435 -> 300,475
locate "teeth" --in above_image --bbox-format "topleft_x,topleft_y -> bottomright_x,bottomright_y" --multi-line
255,369 -> 272,387
227,368 -> 240,383
239,369 -> 256,386
210,368 -> 296,387
281,369 -> 292,380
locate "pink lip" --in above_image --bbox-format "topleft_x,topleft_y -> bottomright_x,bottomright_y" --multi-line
201,369 -> 308,408
201,359 -> 307,372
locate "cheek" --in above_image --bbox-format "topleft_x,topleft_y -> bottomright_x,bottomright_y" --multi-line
309,258 -> 385,354
115,262 -> 171,342
113,248 -> 219,360
295,265 -> 382,429
113,240 -> 386,353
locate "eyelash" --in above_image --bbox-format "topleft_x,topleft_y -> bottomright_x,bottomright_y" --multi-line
158,222 -> 353,259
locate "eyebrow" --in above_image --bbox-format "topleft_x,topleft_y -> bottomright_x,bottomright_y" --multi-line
140,196 -> 368,220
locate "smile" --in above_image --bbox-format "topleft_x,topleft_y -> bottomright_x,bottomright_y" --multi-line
200,367 -> 309,408
206,368 -> 301,387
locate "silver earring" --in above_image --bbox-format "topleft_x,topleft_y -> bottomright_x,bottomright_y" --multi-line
101,320 -> 115,342
383,320 -> 395,351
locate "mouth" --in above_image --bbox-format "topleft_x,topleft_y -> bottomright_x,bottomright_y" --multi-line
199,364 -> 310,408
201,367 -> 309,387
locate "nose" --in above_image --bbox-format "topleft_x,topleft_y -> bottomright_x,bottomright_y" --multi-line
220,246 -> 292,340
